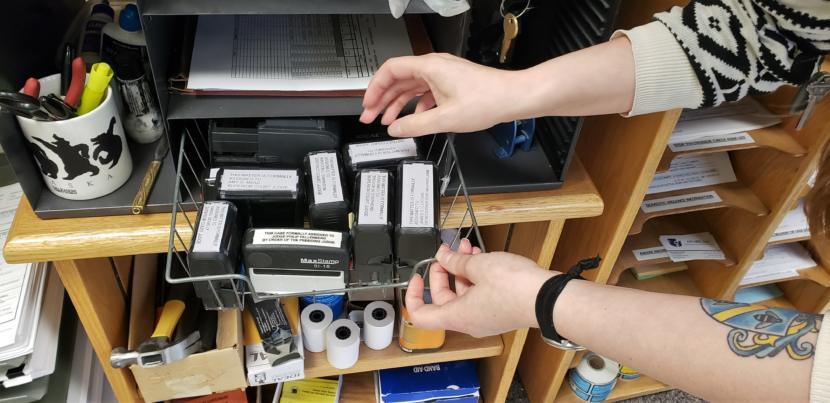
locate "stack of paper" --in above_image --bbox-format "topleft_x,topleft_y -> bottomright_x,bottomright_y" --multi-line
0,184 -> 64,389
741,244 -> 816,286
658,232 -> 726,262
770,201 -> 810,243
668,98 -> 781,152
647,153 -> 737,195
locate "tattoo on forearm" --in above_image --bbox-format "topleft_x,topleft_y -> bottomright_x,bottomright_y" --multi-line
700,299 -> 822,360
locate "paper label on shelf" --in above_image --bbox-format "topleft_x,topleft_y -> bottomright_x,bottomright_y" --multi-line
192,202 -> 229,253
209,168 -> 219,180
401,163 -> 434,228
741,243 -> 816,285
659,232 -> 725,262
770,201 -> 810,243
220,169 -> 298,192
358,171 -> 388,225
348,139 -> 418,164
671,98 -> 780,139
632,246 -> 669,262
668,133 -> 755,152
640,191 -> 723,213
253,229 -> 341,248
647,153 -> 737,195
309,153 -> 343,204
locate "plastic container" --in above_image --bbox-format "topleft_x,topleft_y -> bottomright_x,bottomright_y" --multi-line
78,2 -> 114,66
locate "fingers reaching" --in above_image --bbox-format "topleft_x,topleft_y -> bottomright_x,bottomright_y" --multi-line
404,274 -> 447,329
435,244 -> 480,282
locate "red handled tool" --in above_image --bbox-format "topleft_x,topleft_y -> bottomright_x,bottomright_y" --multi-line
22,78 -> 39,98
64,57 -> 85,108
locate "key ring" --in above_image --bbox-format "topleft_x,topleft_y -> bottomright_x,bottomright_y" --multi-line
500,0 -> 531,18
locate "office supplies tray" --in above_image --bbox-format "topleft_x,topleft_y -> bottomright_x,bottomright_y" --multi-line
163,122 -> 485,309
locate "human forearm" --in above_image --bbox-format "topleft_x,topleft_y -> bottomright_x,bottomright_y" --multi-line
554,280 -> 819,402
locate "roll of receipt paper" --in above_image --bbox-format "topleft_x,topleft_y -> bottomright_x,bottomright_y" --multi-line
363,301 -> 395,350
326,319 -> 360,369
300,303 -> 333,353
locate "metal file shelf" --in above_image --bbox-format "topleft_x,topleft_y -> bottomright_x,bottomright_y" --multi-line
138,0 -> 434,16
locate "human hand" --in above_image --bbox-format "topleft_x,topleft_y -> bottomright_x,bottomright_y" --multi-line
405,240 -> 558,337
359,53 -> 521,137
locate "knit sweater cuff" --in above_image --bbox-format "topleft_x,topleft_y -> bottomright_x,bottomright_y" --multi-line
811,314 -> 830,402
612,21 -> 704,117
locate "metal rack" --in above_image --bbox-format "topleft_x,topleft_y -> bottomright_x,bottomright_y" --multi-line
164,122 -> 486,309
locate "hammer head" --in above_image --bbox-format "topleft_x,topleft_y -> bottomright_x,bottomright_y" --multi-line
110,331 -> 202,369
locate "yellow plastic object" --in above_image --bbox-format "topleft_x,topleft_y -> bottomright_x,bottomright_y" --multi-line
243,309 -> 262,345
77,62 -> 113,115
150,300 -> 186,339
281,297 -> 300,335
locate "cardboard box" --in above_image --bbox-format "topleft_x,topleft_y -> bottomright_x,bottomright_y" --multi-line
127,257 -> 247,402
376,361 -> 480,403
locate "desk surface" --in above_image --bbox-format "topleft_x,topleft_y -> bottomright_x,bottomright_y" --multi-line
4,157 -> 602,263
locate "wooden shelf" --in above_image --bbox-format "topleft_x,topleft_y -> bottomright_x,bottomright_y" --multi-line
610,215 -> 736,285
656,125 -> 807,173
304,332 -> 503,379
617,270 -> 704,297
555,374 -> 670,403
740,265 -> 830,289
340,372 -> 376,403
757,295 -> 797,310
631,182 -> 769,235
768,233 -> 811,246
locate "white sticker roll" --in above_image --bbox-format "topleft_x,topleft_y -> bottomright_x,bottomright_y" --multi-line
326,319 -> 361,369
574,353 -> 620,386
300,303 -> 333,353
363,301 -> 395,350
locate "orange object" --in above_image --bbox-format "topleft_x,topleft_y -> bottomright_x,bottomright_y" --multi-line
398,289 -> 445,353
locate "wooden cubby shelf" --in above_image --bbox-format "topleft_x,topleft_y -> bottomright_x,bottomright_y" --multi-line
555,374 -> 670,403
656,125 -> 807,173
616,270 -> 704,297
304,332 -> 503,378
739,265 -> 830,289
630,182 -> 769,235
768,233 -> 811,246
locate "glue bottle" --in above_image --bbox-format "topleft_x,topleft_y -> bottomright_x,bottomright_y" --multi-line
77,1 -> 114,67
101,4 -> 164,144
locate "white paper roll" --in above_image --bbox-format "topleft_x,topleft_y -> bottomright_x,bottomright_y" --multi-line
574,353 -> 619,386
301,303 -> 333,353
326,319 -> 360,369
363,301 -> 395,350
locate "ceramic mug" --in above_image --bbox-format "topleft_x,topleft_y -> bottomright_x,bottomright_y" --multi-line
16,74 -> 133,200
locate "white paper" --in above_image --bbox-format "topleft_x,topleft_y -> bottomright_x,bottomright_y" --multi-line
659,232 -> 725,262
672,98 -> 780,140
358,171 -> 388,225
668,132 -> 755,152
641,191 -> 722,213
401,163 -> 434,228
220,169 -> 298,192
770,201 -> 810,243
647,153 -> 737,195
253,229 -> 342,248
192,202 -> 229,253
632,246 -> 669,262
741,244 -> 816,286
189,15 -> 413,91
348,139 -> 418,165
309,153 -> 343,204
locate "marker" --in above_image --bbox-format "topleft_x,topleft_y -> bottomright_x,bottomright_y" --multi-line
77,62 -> 113,115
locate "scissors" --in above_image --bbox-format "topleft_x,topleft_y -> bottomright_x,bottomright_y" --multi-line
39,94 -> 76,120
0,91 -> 51,121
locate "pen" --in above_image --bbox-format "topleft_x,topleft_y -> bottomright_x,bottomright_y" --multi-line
64,57 -> 86,108
22,78 -> 40,98
77,62 -> 113,115
131,136 -> 169,214
61,44 -> 75,95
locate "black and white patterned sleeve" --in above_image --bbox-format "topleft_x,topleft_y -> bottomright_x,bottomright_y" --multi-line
654,0 -> 830,107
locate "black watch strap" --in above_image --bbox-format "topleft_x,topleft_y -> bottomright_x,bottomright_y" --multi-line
535,257 -> 601,347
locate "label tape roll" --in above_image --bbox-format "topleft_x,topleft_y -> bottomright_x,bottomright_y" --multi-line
619,365 -> 641,381
568,353 -> 619,402
300,303 -> 333,353
363,301 -> 395,350
326,319 -> 361,369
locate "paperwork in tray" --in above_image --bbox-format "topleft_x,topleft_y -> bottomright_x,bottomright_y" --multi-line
668,98 -> 781,152
647,153 -> 737,195
770,201 -> 810,243
188,15 -> 413,92
740,243 -> 816,286
658,232 -> 725,262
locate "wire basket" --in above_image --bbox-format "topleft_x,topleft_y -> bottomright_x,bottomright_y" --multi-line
164,122 -> 485,309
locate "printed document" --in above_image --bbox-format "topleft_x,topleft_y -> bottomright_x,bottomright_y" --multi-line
741,244 -> 816,286
647,153 -> 737,195
672,98 -> 780,140
188,15 -> 413,91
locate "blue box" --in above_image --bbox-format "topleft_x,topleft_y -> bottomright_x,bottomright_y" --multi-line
377,361 -> 480,403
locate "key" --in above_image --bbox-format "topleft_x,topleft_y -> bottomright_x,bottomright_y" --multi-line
797,72 -> 830,131
500,12 -> 519,64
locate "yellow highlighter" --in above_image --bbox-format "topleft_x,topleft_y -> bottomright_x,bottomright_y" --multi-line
77,62 -> 114,115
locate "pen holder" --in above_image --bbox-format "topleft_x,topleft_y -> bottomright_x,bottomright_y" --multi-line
16,74 -> 133,200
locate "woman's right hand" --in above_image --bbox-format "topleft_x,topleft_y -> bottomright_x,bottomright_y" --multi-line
359,53 -> 522,138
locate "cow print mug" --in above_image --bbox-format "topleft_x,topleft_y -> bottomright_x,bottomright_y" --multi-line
17,74 -> 133,200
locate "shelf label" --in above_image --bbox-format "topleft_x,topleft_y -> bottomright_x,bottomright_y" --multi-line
632,246 -> 669,262
358,171 -> 388,225
192,202 -> 229,253
668,132 -> 754,152
641,191 -> 722,213
659,232 -> 725,262
309,152 -> 344,204
647,153 -> 737,195
770,201 -> 810,243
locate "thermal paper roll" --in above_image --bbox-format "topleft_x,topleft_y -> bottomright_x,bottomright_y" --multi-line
363,301 -> 395,350
326,319 -> 361,369
300,303 -> 333,353
568,353 -> 619,402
